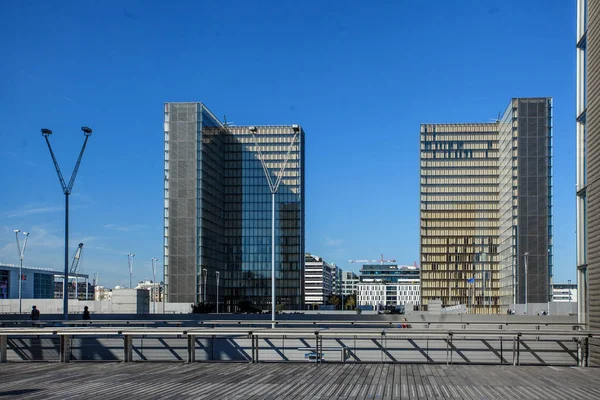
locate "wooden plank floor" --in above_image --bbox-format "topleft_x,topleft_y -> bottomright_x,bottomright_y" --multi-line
1,363 -> 600,399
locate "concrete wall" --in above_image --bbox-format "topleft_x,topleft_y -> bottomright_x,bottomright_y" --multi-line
0,289 -> 150,315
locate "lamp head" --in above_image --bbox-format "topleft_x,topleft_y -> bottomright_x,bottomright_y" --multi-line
81,126 -> 92,136
13,229 -> 20,233
249,126 -> 257,132
291,124 -> 300,132
23,232 -> 29,236
41,128 -> 52,137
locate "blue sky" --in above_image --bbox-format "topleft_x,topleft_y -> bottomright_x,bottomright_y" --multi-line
0,1 -> 576,288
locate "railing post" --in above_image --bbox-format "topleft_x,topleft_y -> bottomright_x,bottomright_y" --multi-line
512,336 -> 517,366
60,335 -> 71,363
0,335 -> 7,363
187,335 -> 195,363
124,335 -> 133,362
516,334 -> 521,365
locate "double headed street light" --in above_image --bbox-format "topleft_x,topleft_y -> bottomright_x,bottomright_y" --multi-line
151,257 -> 158,314
41,127 -> 92,320
127,253 -> 135,289
13,230 -> 29,314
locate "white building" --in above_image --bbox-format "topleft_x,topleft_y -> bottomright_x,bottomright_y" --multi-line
357,279 -> 420,309
342,271 -> 359,297
135,280 -> 163,302
551,283 -> 577,303
304,254 -> 334,307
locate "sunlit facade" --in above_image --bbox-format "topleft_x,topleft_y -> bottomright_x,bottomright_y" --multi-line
420,123 -> 499,313
420,98 -> 552,314
163,103 -> 305,311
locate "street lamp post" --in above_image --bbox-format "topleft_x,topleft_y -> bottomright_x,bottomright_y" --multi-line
524,252 -> 529,314
13,230 -> 29,314
202,268 -> 207,304
127,253 -> 135,289
568,279 -> 572,303
41,127 -> 92,320
151,258 -> 158,314
249,125 -> 300,328
216,271 -> 220,314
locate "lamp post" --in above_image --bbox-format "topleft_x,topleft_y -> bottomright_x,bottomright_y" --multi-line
524,252 -> 529,314
568,279 -> 572,303
202,268 -> 207,304
13,230 -> 29,314
127,253 -> 135,289
216,271 -> 220,314
151,258 -> 158,314
41,126 -> 92,320
248,125 -> 300,328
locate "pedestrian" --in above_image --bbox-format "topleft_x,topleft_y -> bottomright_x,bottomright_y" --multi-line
30,305 -> 40,321
82,306 -> 91,320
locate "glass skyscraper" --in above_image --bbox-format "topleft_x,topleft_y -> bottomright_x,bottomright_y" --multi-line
420,98 -> 552,314
163,102 -> 305,311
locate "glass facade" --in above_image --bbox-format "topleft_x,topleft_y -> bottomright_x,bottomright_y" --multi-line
420,100 -> 552,313
164,103 -> 305,311
359,263 -> 420,283
576,0 -> 588,330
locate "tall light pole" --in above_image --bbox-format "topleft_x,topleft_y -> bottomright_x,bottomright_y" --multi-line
127,253 -> 135,289
41,127 -> 92,320
202,268 -> 207,304
151,258 -> 158,314
13,230 -> 29,314
524,252 -> 529,314
249,125 -> 300,328
568,279 -> 572,303
216,271 -> 220,314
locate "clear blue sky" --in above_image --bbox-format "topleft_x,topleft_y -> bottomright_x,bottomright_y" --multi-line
0,1 -> 576,288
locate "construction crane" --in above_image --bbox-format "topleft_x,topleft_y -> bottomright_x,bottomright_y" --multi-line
349,254 -> 397,264
69,243 -> 84,299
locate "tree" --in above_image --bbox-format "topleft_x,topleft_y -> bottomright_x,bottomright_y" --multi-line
276,303 -> 286,313
345,295 -> 356,310
328,294 -> 341,308
191,302 -> 214,314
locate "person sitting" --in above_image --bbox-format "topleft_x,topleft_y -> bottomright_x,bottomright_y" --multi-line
398,318 -> 411,328
82,306 -> 91,320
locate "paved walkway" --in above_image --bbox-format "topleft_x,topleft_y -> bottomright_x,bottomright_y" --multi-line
1,362 -> 599,399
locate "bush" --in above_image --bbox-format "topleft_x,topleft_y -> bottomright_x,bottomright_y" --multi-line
191,302 -> 215,314
237,300 -> 261,314
356,308 -> 362,315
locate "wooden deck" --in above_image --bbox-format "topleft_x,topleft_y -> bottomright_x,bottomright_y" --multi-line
1,363 -> 599,399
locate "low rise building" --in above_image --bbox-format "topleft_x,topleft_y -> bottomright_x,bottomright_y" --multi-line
551,283 -> 577,302
304,254 -> 334,308
342,271 -> 359,297
357,279 -> 420,309
1,262 -> 62,299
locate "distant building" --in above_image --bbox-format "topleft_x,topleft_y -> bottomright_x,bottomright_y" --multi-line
164,103 -> 305,311
331,264 -> 343,297
135,280 -> 163,302
1,262 -> 65,299
357,279 -> 420,309
94,286 -> 112,301
360,263 -> 420,283
551,283 -> 577,303
304,254 -> 334,308
341,271 -> 359,297
356,262 -> 421,309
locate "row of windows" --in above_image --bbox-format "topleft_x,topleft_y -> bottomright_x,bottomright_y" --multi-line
421,237 -> 498,246
421,150 -> 497,159
422,186 -> 498,194
422,168 -> 497,177
421,160 -> 498,168
421,195 -> 498,202
421,220 -> 497,228
421,142 -> 498,150
422,177 -> 497,185
421,211 -> 498,219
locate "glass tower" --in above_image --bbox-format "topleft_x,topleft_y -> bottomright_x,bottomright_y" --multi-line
163,103 -> 305,311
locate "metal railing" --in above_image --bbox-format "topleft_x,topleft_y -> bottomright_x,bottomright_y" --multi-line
0,326 -> 593,367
